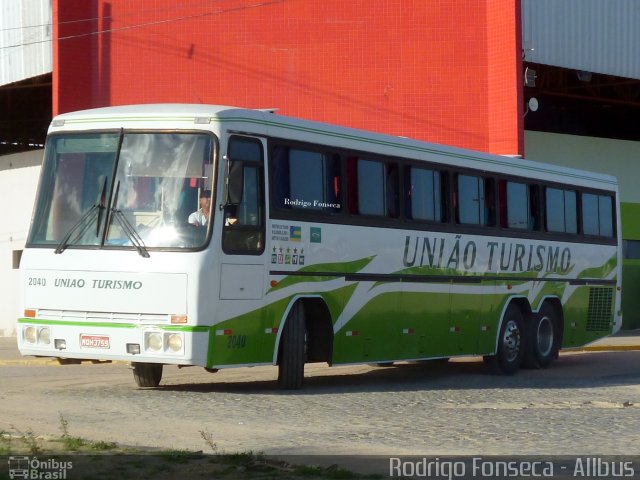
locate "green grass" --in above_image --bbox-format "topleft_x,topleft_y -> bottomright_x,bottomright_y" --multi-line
90,440 -> 118,451
1,422 -> 382,479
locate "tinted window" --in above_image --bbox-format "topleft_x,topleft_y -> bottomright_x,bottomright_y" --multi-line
229,137 -> 261,161
354,158 -> 398,217
598,195 -> 613,237
499,180 -> 539,230
546,188 -> 577,234
406,167 -> 443,222
358,159 -> 385,215
582,193 -> 599,235
506,181 -> 529,229
565,190 -> 577,233
583,193 -> 614,237
457,174 -> 494,225
546,188 -> 564,232
272,146 -> 341,213
458,175 -> 483,224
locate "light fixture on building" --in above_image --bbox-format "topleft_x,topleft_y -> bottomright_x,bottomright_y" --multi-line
524,97 -> 539,117
524,67 -> 537,87
576,70 -> 592,82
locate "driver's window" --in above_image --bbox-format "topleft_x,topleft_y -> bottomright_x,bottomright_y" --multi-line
222,136 -> 265,254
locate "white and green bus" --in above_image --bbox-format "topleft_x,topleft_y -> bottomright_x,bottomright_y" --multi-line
18,104 -> 622,389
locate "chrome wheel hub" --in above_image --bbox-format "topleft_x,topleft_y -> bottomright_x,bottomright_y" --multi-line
502,319 -> 521,362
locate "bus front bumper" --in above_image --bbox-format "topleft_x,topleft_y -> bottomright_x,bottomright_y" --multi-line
16,318 -> 210,366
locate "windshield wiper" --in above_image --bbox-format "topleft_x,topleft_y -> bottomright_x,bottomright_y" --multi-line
95,177 -> 108,237
53,206 -> 99,254
104,181 -> 150,258
54,178 -> 108,254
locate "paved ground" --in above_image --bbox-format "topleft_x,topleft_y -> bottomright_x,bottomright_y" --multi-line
1,333 -> 640,468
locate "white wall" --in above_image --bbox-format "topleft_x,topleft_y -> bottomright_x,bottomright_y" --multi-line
0,150 -> 42,336
524,131 -> 640,203
0,0 -> 52,86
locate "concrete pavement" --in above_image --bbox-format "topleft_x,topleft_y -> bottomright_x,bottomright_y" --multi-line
580,328 -> 640,351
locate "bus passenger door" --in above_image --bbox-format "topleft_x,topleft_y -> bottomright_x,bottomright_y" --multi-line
215,135 -> 268,366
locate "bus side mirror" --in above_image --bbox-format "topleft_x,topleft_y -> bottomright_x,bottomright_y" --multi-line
226,159 -> 244,206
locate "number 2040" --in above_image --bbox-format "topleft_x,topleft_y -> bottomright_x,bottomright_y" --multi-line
227,335 -> 246,349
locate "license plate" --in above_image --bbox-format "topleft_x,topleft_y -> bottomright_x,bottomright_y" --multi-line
80,334 -> 110,349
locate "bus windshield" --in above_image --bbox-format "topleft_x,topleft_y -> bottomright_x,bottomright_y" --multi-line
28,131 -> 215,250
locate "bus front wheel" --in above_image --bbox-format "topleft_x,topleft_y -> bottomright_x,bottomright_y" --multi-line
132,362 -> 163,387
484,304 -> 525,375
278,302 -> 306,390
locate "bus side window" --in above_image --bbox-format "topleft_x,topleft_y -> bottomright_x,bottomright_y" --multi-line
272,146 -> 290,209
499,180 -> 540,230
351,157 -> 398,218
483,178 -> 496,226
529,185 -> 540,230
457,174 -> 485,225
405,166 -> 444,222
386,163 -> 399,218
582,193 -> 614,237
272,145 -> 341,213
498,180 -> 508,228
346,157 -> 358,214
546,187 -> 577,234
357,159 -> 385,216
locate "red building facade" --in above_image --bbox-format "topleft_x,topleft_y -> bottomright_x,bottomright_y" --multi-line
54,0 -> 522,155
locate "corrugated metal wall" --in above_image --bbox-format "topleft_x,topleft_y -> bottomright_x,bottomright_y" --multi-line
522,0 -> 640,80
0,0 -> 52,86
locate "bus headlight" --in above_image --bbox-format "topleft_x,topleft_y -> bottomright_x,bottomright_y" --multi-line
145,332 -> 163,352
165,333 -> 183,352
38,327 -> 51,345
24,326 -> 37,344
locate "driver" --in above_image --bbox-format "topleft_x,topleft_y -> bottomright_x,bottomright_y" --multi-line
188,191 -> 211,226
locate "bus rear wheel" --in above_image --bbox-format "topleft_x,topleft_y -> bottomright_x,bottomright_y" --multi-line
485,304 -> 525,375
524,303 -> 560,369
132,362 -> 163,387
278,302 -> 306,390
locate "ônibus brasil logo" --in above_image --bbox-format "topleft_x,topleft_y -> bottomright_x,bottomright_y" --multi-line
8,456 -> 72,479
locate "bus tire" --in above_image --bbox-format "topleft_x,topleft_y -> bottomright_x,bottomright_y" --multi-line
524,303 -> 560,369
132,362 -> 163,387
485,304 -> 525,375
278,302 -> 306,390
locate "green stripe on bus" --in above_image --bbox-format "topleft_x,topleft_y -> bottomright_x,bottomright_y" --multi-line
18,318 -> 136,328
17,318 -> 208,332
160,326 -> 210,332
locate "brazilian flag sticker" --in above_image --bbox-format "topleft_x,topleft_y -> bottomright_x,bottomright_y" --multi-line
290,225 -> 302,241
